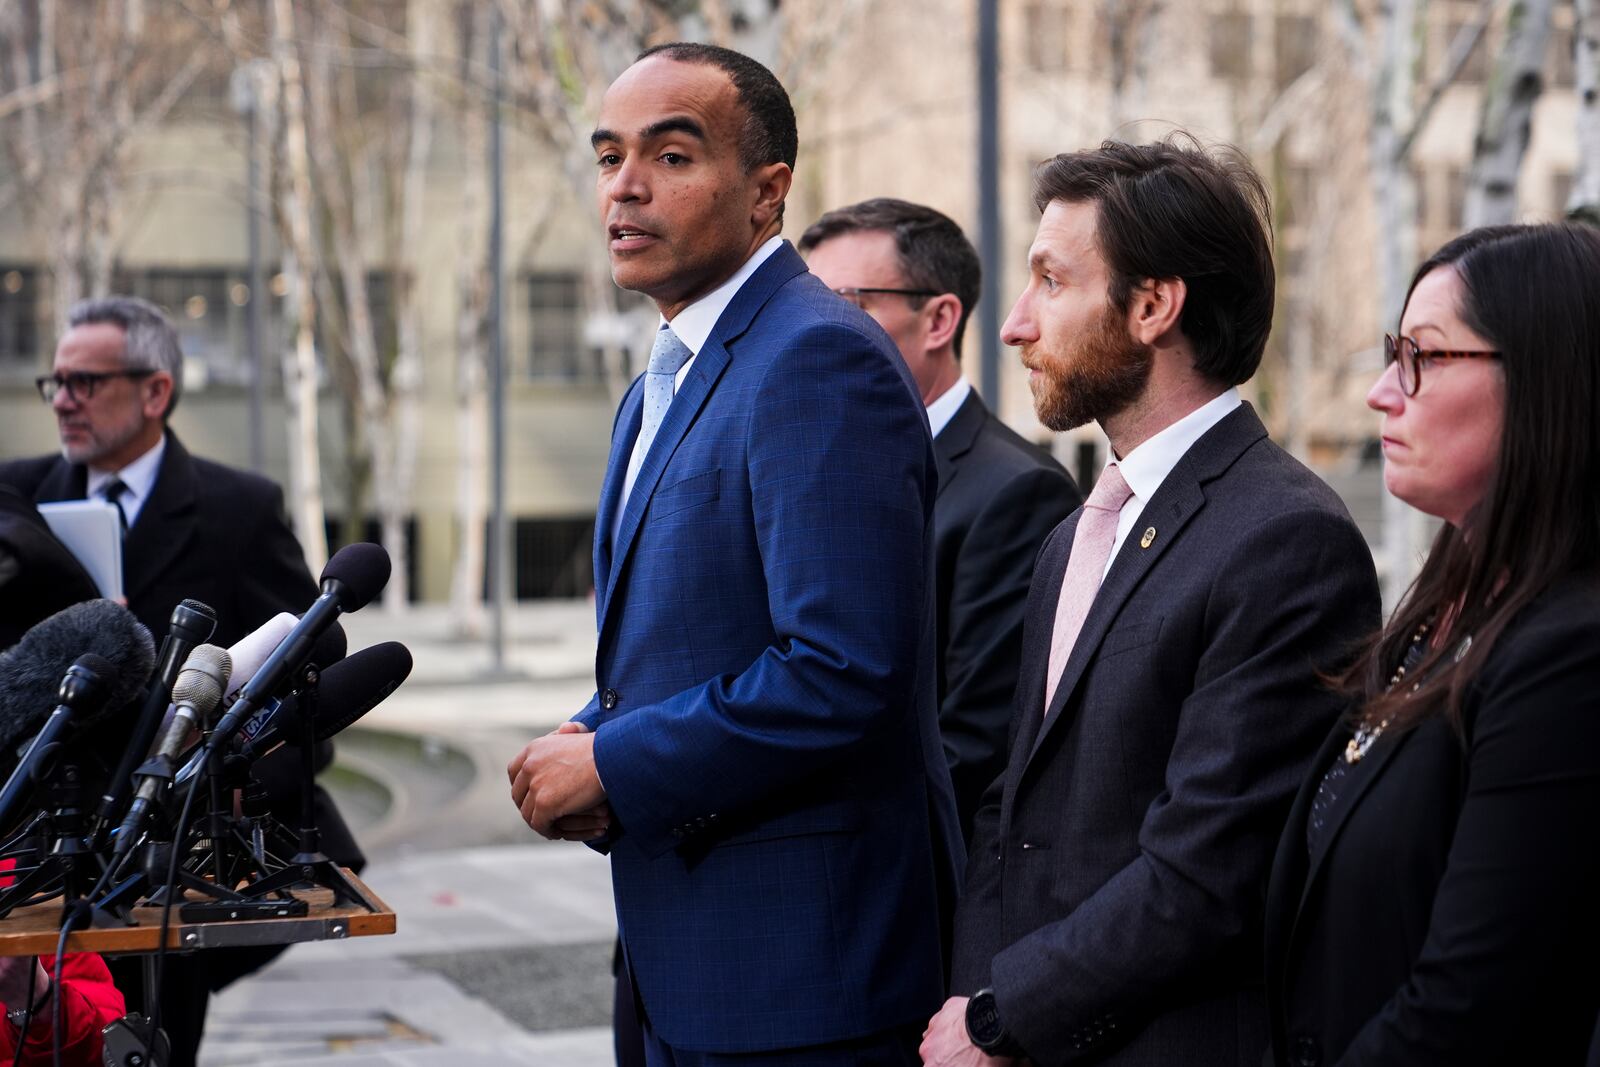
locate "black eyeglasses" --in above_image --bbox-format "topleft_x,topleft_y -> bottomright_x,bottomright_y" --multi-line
1382,334 -> 1501,397
830,286 -> 943,309
35,369 -> 155,403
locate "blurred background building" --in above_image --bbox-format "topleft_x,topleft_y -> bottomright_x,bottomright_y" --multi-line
0,0 -> 1593,619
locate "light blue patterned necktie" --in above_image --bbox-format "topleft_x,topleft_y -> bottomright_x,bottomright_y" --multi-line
633,324 -> 693,472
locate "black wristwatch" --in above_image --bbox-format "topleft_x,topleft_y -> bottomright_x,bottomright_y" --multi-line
966,988 -> 1026,1057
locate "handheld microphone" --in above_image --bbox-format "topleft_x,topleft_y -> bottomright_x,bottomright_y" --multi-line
0,654 -> 120,833
114,645 -> 232,857
203,544 -> 389,766
94,600 -> 216,833
174,641 -> 411,788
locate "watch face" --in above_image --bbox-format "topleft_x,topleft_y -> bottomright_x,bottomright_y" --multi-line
967,992 -> 1003,1044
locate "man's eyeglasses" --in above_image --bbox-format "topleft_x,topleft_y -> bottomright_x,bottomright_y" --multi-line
35,369 -> 155,404
830,286 -> 943,309
1382,334 -> 1501,397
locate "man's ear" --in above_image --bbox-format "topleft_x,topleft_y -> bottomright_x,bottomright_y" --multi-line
1127,277 -> 1187,346
923,294 -> 963,354
750,162 -> 792,230
141,372 -> 175,422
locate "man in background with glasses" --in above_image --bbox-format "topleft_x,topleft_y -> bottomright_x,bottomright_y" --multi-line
801,199 -> 1081,842
0,295 -> 362,1067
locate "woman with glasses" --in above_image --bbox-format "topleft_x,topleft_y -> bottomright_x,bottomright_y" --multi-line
1263,222 -> 1600,1066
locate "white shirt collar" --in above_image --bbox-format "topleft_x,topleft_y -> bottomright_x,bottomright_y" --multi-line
660,236 -> 784,355
85,432 -> 167,528
1110,388 -> 1242,503
926,376 -> 973,439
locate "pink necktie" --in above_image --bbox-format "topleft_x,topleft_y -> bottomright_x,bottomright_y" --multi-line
1044,463 -> 1133,714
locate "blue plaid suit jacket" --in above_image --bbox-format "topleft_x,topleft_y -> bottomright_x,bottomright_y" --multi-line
575,242 -> 962,1052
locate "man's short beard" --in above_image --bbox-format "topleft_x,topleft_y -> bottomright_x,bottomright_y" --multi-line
1029,304 -> 1154,432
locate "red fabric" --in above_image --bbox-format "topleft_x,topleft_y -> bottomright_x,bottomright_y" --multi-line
0,860 -> 127,1065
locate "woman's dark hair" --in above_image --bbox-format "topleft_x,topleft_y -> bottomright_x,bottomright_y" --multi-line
1031,133 -> 1275,386
1340,222 -> 1600,735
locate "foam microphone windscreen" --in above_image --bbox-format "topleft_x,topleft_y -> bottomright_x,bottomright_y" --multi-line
0,600 -> 155,753
321,543 -> 391,612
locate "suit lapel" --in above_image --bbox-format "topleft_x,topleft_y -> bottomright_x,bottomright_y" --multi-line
1293,724 -> 1410,921
594,381 -> 644,621
1263,720 -> 1348,992
596,242 -> 808,646
1025,476 -> 1205,769
121,433 -> 198,604
1024,404 -> 1268,771
933,392 -> 986,501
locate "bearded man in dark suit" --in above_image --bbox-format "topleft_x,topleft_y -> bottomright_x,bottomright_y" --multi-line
802,198 -> 1081,842
920,139 -> 1382,1067
0,295 -> 361,1067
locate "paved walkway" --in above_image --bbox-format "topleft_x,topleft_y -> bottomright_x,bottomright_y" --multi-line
198,603 -> 620,1066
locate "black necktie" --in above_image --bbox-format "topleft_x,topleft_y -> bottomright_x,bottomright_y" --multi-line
102,477 -> 130,535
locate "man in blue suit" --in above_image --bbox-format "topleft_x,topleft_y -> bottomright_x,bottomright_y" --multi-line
506,43 -> 962,1065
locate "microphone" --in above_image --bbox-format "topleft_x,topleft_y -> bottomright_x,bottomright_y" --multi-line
113,645 -> 232,856
0,600 -> 156,761
174,641 -> 411,787
93,600 -> 216,834
203,544 -> 389,764
0,653 -> 128,833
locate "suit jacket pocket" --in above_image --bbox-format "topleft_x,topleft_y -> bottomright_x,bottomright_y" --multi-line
714,801 -> 862,847
651,468 -> 721,520
1099,617 -> 1164,660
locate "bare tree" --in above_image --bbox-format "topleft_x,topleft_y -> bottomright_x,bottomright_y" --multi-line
269,0 -> 330,572
0,1 -> 206,327
298,0 -> 432,611
1570,0 -> 1600,222
448,0 -> 493,636
1463,0 -> 1557,226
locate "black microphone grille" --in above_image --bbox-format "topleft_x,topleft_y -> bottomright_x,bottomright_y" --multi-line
321,543 -> 391,612
170,599 -> 218,644
313,641 -> 413,739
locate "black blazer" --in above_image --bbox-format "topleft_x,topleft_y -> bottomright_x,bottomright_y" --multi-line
951,403 -> 1381,1067
933,390 -> 1080,841
1264,579 -> 1600,1067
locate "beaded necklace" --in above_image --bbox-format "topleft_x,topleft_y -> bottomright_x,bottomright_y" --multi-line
1344,621 -> 1430,765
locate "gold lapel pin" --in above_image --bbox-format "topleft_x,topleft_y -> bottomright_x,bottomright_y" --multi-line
1140,526 -> 1156,549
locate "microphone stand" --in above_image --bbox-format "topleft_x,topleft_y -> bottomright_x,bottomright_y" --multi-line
0,758 -> 107,921
237,663 -> 378,912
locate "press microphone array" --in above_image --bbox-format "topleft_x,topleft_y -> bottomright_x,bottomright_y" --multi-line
0,542 -> 408,930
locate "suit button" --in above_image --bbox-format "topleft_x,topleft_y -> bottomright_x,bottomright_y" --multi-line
601,689 -> 619,710
1293,1036 -> 1321,1067
670,826 -> 684,839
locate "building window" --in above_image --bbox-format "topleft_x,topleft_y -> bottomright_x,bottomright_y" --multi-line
113,266 -> 278,386
326,516 -> 420,602
1274,15 -> 1317,90
504,516 -> 595,599
1022,1 -> 1073,73
1209,11 -> 1252,80
0,266 -> 42,368
520,272 -> 593,380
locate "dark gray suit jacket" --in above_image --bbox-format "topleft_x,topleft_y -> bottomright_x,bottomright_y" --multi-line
933,390 -> 1080,841
951,403 -> 1381,1067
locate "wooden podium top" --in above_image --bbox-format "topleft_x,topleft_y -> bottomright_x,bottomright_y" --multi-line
0,874 -> 395,957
